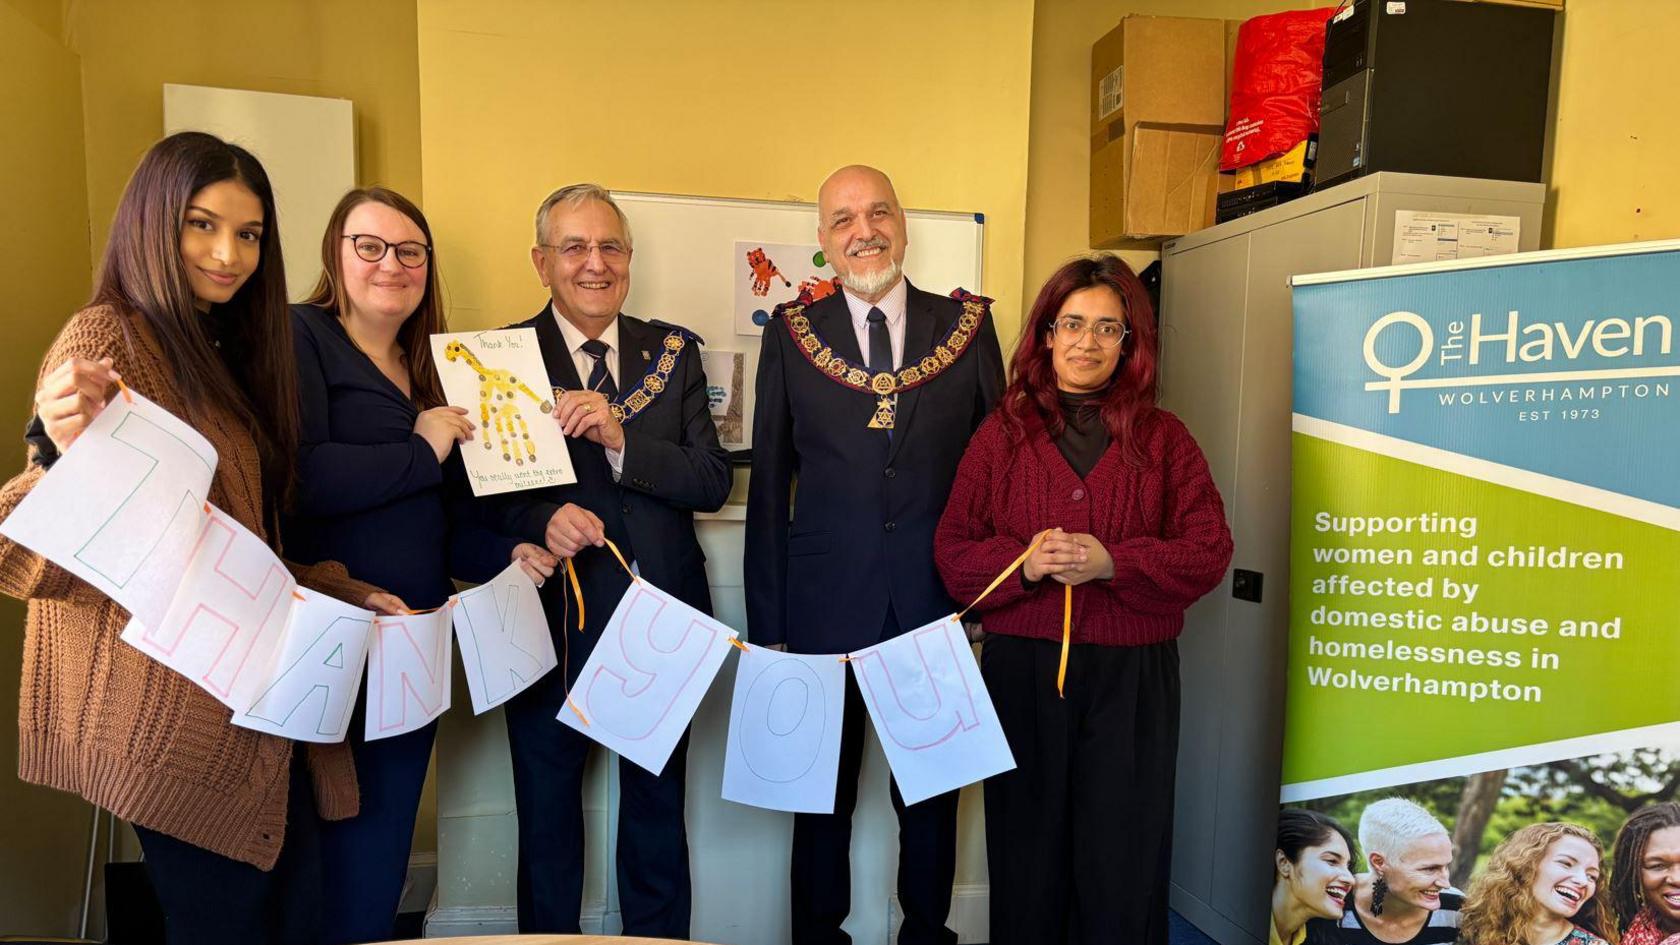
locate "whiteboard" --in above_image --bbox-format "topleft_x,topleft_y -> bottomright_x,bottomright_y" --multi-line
164,84 -> 357,302
612,191 -> 984,455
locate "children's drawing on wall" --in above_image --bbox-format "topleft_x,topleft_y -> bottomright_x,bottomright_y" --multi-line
700,349 -> 745,449
733,240 -> 839,336
430,328 -> 576,496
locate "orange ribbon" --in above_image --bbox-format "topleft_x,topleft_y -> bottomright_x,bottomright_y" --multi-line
1058,584 -> 1072,699
829,533 -> 1076,690
558,538 -> 638,727
957,530 -> 1075,700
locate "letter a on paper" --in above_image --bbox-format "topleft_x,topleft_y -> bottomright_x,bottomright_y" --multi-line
452,562 -> 556,713
364,607 -> 454,740
721,646 -> 845,813
848,616 -> 1015,805
234,590 -> 374,742
558,581 -> 736,775
1,391 -> 215,630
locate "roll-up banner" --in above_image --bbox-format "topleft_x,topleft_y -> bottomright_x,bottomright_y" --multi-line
1277,242 -> 1680,943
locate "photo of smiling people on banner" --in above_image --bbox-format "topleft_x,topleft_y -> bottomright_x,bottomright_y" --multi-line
1270,809 -> 1356,945
1277,740 -> 1680,945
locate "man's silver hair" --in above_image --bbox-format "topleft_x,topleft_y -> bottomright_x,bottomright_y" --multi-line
1358,798 -> 1449,864
533,183 -> 633,249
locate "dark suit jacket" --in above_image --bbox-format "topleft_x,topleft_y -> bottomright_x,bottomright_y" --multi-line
493,306 -> 731,658
745,281 -> 1004,653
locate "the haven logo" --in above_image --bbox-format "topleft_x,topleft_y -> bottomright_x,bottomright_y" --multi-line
1362,310 -> 1680,413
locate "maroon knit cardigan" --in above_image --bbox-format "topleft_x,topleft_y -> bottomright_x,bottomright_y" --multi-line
934,407 -> 1233,646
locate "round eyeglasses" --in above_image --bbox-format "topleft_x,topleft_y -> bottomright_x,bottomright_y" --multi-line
346,234 -> 431,269
539,240 -> 631,263
1051,316 -> 1129,349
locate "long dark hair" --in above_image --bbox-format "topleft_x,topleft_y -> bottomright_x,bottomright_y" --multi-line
92,131 -> 299,503
1278,808 -> 1358,870
302,186 -> 447,409
998,254 -> 1159,464
1611,802 -> 1680,933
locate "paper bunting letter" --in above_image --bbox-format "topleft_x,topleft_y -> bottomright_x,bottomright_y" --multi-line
722,647 -> 845,813
559,581 -> 737,775
847,616 -> 1016,805
234,590 -> 374,742
452,561 -> 557,713
120,506 -> 296,711
364,607 -> 454,740
0,391 -> 216,631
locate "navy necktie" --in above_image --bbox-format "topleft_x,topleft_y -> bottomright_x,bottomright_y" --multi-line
867,308 -> 892,442
580,338 -> 618,400
866,307 -> 892,375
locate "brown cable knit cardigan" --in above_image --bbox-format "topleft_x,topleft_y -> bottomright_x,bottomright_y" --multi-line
0,304 -> 379,870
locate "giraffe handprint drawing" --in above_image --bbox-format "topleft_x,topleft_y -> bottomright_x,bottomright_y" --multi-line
430,328 -> 576,496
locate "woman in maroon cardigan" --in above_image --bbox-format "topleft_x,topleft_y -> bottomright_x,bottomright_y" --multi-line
934,254 -> 1233,945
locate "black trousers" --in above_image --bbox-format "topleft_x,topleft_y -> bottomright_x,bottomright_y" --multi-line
504,663 -> 692,938
317,710 -> 437,944
981,634 -> 1181,945
790,609 -> 961,945
134,754 -> 323,945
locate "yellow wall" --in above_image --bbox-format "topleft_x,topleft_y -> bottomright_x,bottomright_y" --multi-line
1023,0 -> 1327,307
0,0 -> 96,934
417,0 -> 1036,339
67,0 -> 424,256
1547,0 -> 1680,248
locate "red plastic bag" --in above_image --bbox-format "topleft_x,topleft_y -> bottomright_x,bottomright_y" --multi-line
1221,7 -> 1338,171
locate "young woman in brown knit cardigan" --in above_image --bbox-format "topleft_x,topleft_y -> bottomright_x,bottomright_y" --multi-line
933,254 -> 1234,945
0,132 -> 405,944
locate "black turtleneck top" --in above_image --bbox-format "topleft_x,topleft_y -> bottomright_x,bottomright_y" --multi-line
1053,389 -> 1111,479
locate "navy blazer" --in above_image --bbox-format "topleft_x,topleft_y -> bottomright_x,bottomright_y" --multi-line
745,281 -> 1004,653
282,303 -> 517,609
492,306 -> 731,659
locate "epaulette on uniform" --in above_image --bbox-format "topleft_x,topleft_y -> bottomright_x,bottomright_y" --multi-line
648,318 -> 706,347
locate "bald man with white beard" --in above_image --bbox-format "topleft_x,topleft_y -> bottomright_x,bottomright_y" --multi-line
745,165 -> 1004,945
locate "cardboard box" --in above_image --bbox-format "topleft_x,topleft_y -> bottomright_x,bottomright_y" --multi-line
1090,15 -> 1228,243
1090,122 -> 1223,245
1091,16 -> 1227,138
1225,18 -> 1243,122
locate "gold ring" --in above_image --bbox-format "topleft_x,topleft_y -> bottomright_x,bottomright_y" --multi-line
583,404 -> 595,413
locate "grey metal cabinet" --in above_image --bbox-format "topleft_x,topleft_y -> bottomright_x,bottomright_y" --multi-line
1159,173 -> 1545,945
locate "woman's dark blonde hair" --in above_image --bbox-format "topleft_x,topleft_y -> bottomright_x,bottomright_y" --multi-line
302,187 -> 447,408
1461,822 -> 1617,944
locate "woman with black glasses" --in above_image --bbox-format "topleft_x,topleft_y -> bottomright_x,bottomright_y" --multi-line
284,187 -> 556,943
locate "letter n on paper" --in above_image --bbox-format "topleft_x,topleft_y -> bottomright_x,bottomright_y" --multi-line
365,608 -> 454,740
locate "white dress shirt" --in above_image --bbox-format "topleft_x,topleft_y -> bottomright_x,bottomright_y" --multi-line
841,277 -> 908,370
551,304 -> 625,477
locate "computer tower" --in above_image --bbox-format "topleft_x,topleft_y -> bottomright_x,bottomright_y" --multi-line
1317,0 -> 1556,190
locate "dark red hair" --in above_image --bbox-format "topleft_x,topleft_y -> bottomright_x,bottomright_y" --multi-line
998,254 -> 1158,464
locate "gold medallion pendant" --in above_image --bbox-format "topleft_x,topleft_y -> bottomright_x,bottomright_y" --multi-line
777,290 -> 993,430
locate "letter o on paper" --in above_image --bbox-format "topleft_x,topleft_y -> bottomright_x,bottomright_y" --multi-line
741,658 -> 827,783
